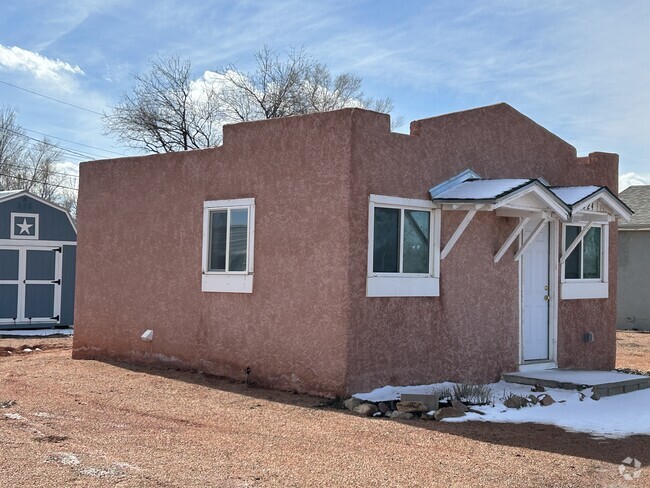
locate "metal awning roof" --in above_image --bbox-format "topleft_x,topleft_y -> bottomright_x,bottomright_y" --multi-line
429,170 -> 633,261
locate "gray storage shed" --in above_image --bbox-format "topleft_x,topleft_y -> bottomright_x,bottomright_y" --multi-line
0,190 -> 76,329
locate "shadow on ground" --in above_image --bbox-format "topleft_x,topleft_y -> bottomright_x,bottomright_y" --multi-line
99,357 -> 649,468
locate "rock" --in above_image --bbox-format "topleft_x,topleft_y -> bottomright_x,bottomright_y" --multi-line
390,410 -> 415,420
400,393 -> 439,411
504,394 -> 529,409
420,412 -> 435,420
433,407 -> 466,421
344,398 -> 362,411
378,402 -> 390,415
531,384 -> 545,392
353,403 -> 378,417
591,389 -> 601,401
451,400 -> 469,412
538,394 -> 555,406
396,401 -> 428,413
467,408 -> 485,415
22,348 -> 32,353
526,394 -> 539,405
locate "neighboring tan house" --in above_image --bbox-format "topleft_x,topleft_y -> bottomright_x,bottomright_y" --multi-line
0,189 -> 77,329
72,103 -> 632,397
617,185 -> 650,331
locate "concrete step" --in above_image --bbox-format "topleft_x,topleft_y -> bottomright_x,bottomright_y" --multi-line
502,369 -> 650,397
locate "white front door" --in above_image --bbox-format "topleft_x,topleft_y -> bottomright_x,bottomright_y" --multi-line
521,221 -> 550,361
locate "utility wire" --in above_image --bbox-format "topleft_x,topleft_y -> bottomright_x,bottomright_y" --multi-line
1,125 -> 101,160
1,161 -> 79,180
0,172 -> 78,191
21,127 -> 126,157
0,78 -> 104,116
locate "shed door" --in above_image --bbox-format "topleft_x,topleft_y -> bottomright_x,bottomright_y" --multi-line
24,249 -> 60,322
0,249 -> 20,322
0,247 -> 61,324
521,221 -> 550,361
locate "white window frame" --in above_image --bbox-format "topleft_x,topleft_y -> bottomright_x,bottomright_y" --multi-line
202,198 -> 255,293
560,222 -> 609,299
10,212 -> 39,240
367,194 -> 440,297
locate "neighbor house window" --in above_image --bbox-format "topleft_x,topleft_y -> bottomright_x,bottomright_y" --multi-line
367,195 -> 440,297
561,223 -> 608,299
202,198 -> 255,293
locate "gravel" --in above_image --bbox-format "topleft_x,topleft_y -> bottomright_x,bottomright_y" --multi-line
0,335 -> 647,487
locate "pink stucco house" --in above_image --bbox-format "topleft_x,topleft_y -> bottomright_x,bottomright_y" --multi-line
72,103 -> 632,397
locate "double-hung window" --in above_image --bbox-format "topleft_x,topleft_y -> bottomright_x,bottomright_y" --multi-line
561,223 -> 608,299
367,195 -> 440,297
202,198 -> 255,293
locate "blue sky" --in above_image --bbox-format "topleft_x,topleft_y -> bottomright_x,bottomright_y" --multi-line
1,0 -> 649,189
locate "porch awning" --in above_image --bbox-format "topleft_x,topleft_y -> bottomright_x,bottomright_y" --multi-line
549,186 -> 634,223
428,169 -> 632,262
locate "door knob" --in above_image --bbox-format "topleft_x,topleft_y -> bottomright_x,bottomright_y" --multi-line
544,295 -> 550,301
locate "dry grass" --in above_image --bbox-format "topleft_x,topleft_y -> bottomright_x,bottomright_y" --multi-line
0,336 -> 647,487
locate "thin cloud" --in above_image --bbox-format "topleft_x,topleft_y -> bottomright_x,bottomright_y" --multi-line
620,172 -> 649,192
0,44 -> 84,82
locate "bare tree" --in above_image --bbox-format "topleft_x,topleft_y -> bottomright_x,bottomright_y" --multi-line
0,106 -> 77,215
218,46 -> 402,126
104,48 -> 402,153
104,56 -> 223,153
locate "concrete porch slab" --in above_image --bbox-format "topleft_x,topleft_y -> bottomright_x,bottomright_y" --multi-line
502,369 -> 650,397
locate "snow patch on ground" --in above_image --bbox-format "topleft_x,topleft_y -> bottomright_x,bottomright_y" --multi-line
354,380 -> 650,439
4,413 -> 25,420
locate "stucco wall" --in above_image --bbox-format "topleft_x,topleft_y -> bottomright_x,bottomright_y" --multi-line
74,110 -> 355,396
345,104 -> 619,393
617,230 -> 650,330
74,104 -> 620,397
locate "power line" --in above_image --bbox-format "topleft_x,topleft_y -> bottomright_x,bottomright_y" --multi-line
21,127 -> 126,157
0,172 -> 78,191
1,125 -> 101,160
0,78 -> 104,116
1,161 -> 79,180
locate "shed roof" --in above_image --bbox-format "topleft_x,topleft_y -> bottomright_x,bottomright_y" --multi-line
0,189 -> 23,200
619,185 -> 650,228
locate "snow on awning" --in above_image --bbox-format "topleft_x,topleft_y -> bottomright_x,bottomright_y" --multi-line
550,186 -> 633,222
428,169 -> 631,262
430,172 -> 569,220
431,178 -> 532,201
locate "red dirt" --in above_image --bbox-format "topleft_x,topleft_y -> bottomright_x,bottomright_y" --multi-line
0,336 -> 647,487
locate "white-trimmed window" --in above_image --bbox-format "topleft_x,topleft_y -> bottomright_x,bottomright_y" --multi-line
561,222 -> 608,299
202,198 -> 255,293
367,195 -> 440,297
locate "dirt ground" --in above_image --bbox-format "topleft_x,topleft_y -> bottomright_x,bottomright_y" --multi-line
616,330 -> 650,373
0,334 -> 648,487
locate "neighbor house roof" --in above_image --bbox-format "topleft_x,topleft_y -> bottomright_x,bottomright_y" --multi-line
619,185 -> 650,229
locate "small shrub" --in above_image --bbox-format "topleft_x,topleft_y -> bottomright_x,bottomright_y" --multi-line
432,386 -> 454,401
452,383 -> 493,406
503,392 -> 529,409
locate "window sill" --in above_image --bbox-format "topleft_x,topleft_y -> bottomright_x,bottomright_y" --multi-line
561,281 -> 608,300
366,275 -> 439,297
202,273 -> 253,293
